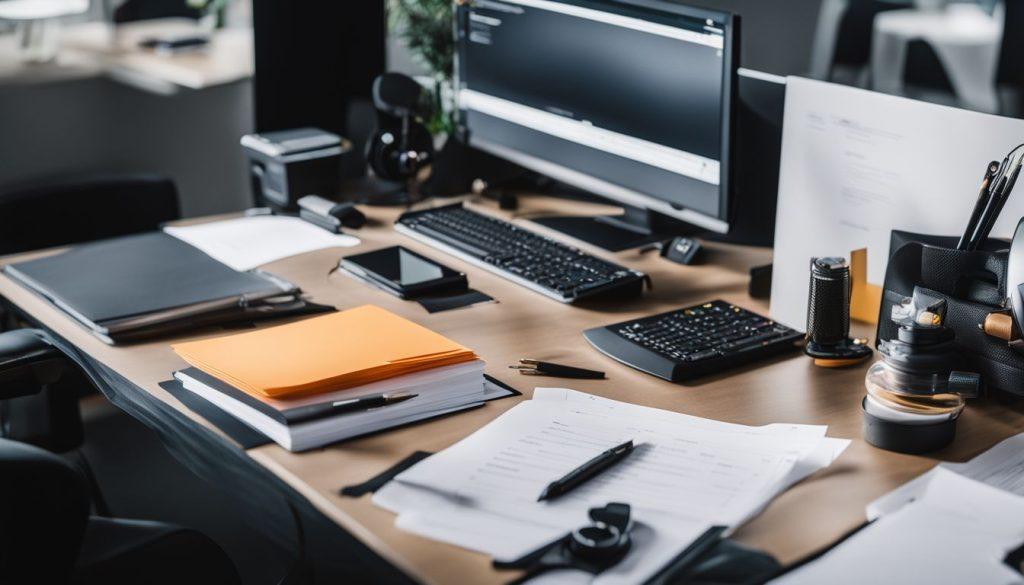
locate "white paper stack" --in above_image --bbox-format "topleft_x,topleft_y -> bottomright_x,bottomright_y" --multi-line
373,388 -> 850,583
773,469 -> 1024,585
174,361 -> 505,452
772,432 -> 1024,585
868,433 -> 1024,520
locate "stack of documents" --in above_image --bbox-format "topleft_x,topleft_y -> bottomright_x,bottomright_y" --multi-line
773,469 -> 1024,584
772,432 -> 1024,584
374,388 -> 849,583
171,305 -> 492,451
868,433 -> 1024,519
2,232 -> 320,344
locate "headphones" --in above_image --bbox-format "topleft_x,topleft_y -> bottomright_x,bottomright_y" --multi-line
366,73 -> 436,183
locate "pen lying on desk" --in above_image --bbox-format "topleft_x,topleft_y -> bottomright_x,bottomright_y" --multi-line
510,359 -> 606,379
538,439 -> 636,502
285,392 -> 418,424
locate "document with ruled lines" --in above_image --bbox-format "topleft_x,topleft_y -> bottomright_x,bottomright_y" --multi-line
375,388 -> 848,582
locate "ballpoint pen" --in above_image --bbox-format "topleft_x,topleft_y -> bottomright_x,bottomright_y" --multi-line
285,392 -> 418,424
510,359 -> 606,380
958,160 -> 1001,250
969,148 -> 1024,250
969,174 -> 1009,251
537,440 -> 636,502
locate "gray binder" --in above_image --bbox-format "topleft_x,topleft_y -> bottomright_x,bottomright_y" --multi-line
3,232 -> 304,342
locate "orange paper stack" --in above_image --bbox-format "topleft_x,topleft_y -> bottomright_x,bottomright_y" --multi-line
172,305 -> 479,399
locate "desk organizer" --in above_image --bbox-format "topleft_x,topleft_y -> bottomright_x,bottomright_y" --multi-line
876,231 -> 1024,399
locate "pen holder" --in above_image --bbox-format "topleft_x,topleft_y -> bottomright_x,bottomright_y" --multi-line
876,230 -> 1024,398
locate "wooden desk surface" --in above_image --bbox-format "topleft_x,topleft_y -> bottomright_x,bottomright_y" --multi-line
2,195 -> 1023,584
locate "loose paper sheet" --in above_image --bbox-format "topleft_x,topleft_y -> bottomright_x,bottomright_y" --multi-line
375,388 -> 849,583
165,215 -> 359,271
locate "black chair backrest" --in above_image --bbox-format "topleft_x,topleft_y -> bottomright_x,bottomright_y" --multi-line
0,174 -> 181,256
833,0 -> 911,69
998,0 -> 1024,89
113,0 -> 202,23
904,38 -> 956,93
0,438 -> 90,583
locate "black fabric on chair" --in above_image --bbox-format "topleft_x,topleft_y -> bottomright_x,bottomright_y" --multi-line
997,0 -> 1024,117
0,438 -> 242,585
113,0 -> 202,23
901,38 -> 959,107
0,174 -> 181,256
76,518 -> 241,585
0,438 -> 91,584
0,328 -> 84,452
829,0 -> 910,85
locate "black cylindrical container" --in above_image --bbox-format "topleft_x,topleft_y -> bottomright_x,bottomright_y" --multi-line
806,257 -> 851,345
805,257 -> 872,364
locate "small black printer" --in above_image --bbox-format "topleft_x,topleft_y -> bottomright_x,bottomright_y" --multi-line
241,127 -> 350,211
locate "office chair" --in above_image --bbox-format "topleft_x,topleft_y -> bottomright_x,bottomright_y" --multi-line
901,38 -> 959,106
997,0 -> 1023,117
0,436 -> 241,585
0,174 -> 181,452
810,0 -> 912,85
0,173 -> 181,256
0,328 -> 241,585
111,0 -> 202,23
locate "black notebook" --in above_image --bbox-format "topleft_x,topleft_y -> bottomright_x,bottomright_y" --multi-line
3,232 -> 304,342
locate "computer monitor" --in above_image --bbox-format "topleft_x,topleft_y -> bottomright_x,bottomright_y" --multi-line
454,0 -> 738,250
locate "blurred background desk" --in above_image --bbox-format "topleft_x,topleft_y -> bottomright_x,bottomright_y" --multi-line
60,17 -> 253,94
0,15 -> 254,217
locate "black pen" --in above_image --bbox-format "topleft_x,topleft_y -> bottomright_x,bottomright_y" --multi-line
537,439 -> 636,502
958,160 -> 1001,250
969,173 -> 1011,250
284,392 -> 417,424
510,359 -> 606,380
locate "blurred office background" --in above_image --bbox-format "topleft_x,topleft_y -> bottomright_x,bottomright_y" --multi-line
0,0 -> 1018,582
0,0 -> 1017,218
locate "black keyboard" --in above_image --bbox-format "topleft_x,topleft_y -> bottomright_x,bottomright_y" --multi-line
584,300 -> 803,381
395,204 -> 646,303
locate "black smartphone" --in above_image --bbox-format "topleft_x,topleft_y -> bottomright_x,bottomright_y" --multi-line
339,246 -> 467,299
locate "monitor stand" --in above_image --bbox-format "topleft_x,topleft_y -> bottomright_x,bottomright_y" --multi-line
531,204 -> 684,252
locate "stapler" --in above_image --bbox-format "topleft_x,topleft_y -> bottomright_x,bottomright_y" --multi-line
298,195 -> 366,233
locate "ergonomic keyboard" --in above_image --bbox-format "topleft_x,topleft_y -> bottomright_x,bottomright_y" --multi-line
584,300 -> 803,381
395,203 -> 646,303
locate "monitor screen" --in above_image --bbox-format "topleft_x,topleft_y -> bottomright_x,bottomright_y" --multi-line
455,0 -> 736,233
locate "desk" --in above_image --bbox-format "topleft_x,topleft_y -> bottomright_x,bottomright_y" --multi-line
2,195 -> 1023,584
60,18 -> 253,95
871,4 -> 1003,112
0,18 -> 253,94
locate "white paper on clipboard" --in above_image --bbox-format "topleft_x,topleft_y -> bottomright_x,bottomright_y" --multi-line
770,77 -> 1024,329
